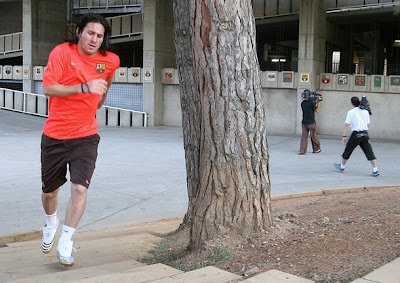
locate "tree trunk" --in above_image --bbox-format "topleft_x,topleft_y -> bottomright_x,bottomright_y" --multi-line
173,0 -> 272,250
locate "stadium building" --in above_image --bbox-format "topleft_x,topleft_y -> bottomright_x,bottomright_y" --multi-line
1,0 -> 399,139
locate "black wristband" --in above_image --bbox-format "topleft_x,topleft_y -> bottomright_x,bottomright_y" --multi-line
81,83 -> 90,93
342,136 -> 346,137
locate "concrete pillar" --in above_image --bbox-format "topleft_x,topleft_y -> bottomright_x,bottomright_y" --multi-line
296,0 -> 327,134
142,0 -> 175,126
23,0 -> 67,93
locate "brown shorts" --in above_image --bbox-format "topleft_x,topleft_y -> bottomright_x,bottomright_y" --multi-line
41,133 -> 100,193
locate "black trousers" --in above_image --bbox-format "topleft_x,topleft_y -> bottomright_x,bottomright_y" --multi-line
342,131 -> 376,161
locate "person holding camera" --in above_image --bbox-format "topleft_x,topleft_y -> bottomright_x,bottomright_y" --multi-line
334,96 -> 379,176
298,90 -> 322,155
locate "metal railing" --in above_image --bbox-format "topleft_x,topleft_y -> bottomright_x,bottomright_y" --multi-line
0,88 -> 148,127
0,13 -> 142,59
0,88 -> 48,117
72,0 -> 142,9
327,0 -> 399,11
97,105 -> 148,127
252,0 -> 399,19
0,32 -> 23,56
72,0 -> 143,15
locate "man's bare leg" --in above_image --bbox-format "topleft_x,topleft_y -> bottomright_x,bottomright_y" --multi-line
42,188 -> 59,215
64,183 -> 87,228
57,183 -> 87,266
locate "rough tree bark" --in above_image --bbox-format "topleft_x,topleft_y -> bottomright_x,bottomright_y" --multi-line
172,0 -> 271,250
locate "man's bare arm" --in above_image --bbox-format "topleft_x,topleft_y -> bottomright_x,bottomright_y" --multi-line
43,84 -> 81,97
315,101 -> 321,113
342,123 -> 351,144
43,79 -> 108,98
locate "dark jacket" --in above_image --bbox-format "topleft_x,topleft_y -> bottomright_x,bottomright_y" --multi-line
301,99 -> 317,124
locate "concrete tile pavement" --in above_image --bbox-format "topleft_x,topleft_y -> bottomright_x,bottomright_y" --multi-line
1,109 -> 399,282
351,257 -> 400,283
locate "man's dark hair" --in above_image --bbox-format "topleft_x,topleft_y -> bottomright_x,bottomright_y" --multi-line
66,13 -> 111,55
351,96 -> 360,107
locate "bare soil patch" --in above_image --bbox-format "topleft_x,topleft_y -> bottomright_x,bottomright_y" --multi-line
143,187 -> 400,282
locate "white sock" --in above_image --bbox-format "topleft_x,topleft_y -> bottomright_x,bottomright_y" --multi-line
60,225 -> 76,241
341,164 -> 345,169
45,211 -> 58,228
373,167 -> 378,172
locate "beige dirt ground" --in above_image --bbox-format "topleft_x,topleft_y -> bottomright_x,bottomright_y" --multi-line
143,187 -> 400,283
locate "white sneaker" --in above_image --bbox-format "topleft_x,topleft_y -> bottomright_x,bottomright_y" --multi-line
56,238 -> 76,266
41,217 -> 59,254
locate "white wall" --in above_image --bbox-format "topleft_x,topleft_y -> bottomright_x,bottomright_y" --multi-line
317,90 -> 400,140
261,88 -> 297,134
162,85 -> 182,126
162,85 -> 400,140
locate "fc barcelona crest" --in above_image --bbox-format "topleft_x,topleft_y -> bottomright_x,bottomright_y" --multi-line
96,63 -> 106,74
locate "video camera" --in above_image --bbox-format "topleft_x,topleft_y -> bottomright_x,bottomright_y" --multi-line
301,89 -> 323,102
359,95 -> 372,115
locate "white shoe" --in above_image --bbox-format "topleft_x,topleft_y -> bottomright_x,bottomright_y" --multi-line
41,217 -> 59,254
56,238 -> 76,266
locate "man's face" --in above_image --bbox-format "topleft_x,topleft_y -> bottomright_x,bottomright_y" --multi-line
77,22 -> 105,56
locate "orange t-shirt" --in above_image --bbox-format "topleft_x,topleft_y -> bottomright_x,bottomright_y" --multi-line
42,42 -> 120,139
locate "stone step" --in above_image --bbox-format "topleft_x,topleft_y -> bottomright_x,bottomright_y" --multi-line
0,231 -> 159,255
0,232 -> 159,276
150,265 -> 241,282
0,218 -> 181,245
10,259 -> 145,283
241,269 -> 314,282
0,221 -> 177,282
74,218 -> 181,241
70,263 -> 183,282
0,219 -> 316,283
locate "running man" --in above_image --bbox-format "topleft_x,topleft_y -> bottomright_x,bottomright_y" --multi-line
40,13 -> 120,266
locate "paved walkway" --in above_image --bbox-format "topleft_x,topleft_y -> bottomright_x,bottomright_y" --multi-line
1,109 -> 399,237
1,109 -> 399,282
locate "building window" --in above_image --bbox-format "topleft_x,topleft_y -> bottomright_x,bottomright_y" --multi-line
257,22 -> 299,72
332,51 -> 340,73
